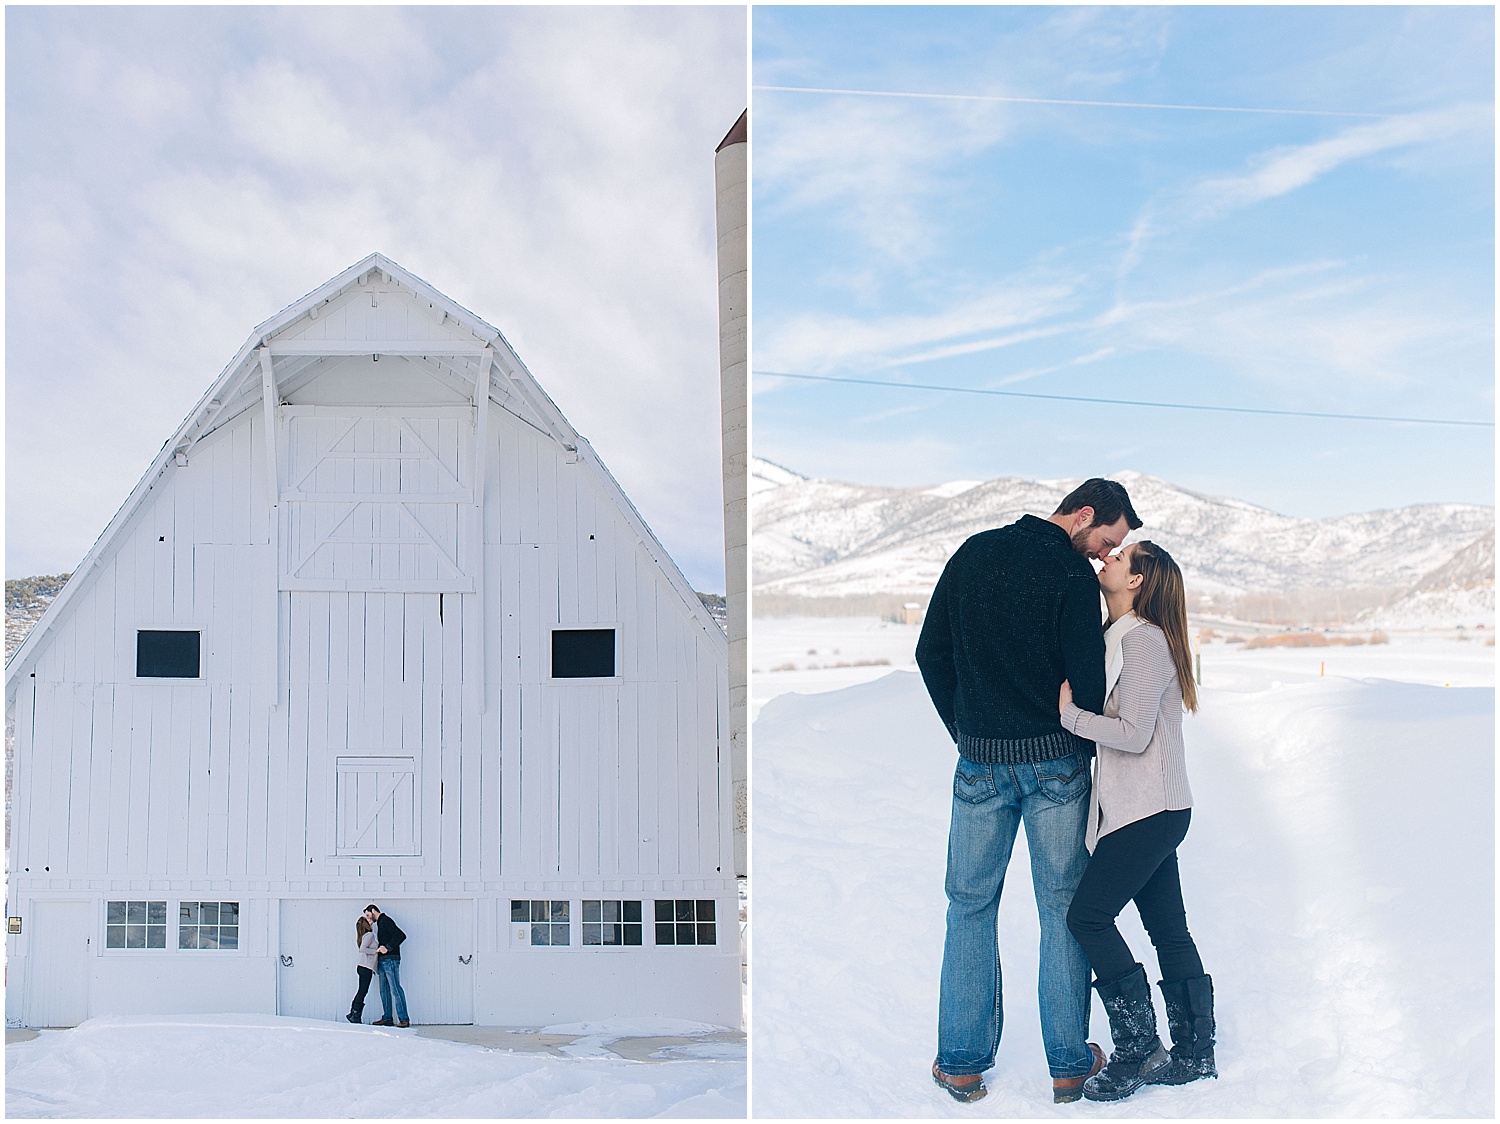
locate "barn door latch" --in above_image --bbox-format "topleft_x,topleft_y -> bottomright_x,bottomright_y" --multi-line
458,954 -> 472,965
280,955 -> 294,967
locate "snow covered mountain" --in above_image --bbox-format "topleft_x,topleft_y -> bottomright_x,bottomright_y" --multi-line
751,459 -> 1494,618
1359,534 -> 1495,630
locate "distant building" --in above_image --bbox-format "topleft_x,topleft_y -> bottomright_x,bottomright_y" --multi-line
901,603 -> 924,627
5,255 -> 736,1029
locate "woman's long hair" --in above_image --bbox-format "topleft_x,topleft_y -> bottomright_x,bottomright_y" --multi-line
1128,541 -> 1199,713
356,915 -> 372,945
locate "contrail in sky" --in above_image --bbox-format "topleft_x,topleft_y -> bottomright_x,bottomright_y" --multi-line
754,85 -> 1392,119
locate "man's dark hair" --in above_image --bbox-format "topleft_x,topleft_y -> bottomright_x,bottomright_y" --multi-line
364,904 -> 380,914
1053,478 -> 1142,530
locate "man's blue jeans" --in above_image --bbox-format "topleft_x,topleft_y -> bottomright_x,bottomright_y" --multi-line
376,956 -> 409,1024
936,752 -> 1094,1078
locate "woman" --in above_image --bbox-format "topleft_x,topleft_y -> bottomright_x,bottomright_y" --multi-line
346,914 -> 379,1024
1057,540 -> 1215,1102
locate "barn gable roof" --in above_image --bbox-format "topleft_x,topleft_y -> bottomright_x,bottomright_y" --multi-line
6,253 -> 724,702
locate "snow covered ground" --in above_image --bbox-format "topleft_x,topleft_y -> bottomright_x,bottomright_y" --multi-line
751,616 -> 924,719
751,616 -> 1495,718
750,618 -> 1495,1117
4,1014 -> 745,1118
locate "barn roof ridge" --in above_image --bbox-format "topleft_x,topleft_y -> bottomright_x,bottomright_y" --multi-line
5,256 -> 724,701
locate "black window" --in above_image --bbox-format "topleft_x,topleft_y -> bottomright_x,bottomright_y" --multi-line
654,898 -> 716,946
137,630 -> 200,678
551,629 -> 615,678
583,900 -> 643,946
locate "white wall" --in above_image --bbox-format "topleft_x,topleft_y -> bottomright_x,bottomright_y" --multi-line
90,957 -> 277,1019
6,889 -> 740,1027
477,944 -> 741,1025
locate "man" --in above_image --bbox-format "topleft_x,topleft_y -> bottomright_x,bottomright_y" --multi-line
917,478 -> 1142,1104
364,904 -> 410,1028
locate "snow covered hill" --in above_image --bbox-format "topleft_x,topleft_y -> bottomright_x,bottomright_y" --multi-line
751,459 -> 1494,623
751,662 -> 1495,1118
5,573 -> 71,660
1359,534 -> 1495,630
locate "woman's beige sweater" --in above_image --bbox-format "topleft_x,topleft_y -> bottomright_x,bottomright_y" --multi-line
357,929 -> 379,971
1061,621 -> 1193,852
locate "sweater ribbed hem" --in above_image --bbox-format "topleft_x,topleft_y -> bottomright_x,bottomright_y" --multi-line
958,728 -> 1092,764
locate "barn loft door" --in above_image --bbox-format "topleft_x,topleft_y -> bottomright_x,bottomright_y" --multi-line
335,755 -> 419,856
280,406 -> 475,593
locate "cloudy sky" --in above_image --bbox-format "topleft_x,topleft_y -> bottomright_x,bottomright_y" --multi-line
752,6 -> 1494,518
6,6 -> 746,588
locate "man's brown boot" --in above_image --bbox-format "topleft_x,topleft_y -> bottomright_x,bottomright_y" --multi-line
1053,1042 -> 1106,1103
932,1063 -> 986,1103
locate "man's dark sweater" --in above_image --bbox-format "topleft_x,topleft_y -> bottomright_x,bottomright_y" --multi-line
375,914 -> 406,961
916,514 -> 1106,764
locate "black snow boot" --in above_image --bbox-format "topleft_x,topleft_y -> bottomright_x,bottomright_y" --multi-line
1151,974 -> 1217,1084
1083,964 -> 1172,1102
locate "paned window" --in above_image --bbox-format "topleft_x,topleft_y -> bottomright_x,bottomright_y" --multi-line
551,629 -> 615,678
179,901 -> 239,949
137,630 -> 200,678
582,900 -> 642,946
654,899 -> 716,946
106,900 -> 167,948
511,899 -> 570,945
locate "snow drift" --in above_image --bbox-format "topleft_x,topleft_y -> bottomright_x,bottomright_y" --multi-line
751,667 -> 1494,1117
4,1014 -> 745,1118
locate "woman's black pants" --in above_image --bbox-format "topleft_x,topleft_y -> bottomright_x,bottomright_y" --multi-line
1066,808 -> 1204,985
350,966 -> 373,1017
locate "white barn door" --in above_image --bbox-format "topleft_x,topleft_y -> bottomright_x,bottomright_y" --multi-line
26,901 -> 91,1027
278,899 -> 474,1024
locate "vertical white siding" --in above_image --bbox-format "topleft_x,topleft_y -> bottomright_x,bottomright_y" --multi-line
10,280 -> 733,1027
13,405 -> 727,887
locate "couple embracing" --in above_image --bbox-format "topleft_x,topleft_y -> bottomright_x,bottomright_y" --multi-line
917,478 -> 1217,1105
348,904 -> 409,1028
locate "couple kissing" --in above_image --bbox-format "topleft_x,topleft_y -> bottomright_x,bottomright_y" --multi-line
918,478 -> 1217,1106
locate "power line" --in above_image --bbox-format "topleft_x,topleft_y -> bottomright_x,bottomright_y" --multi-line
753,84 -> 1392,119
754,370 -> 1494,428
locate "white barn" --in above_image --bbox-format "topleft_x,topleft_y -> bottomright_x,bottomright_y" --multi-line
5,254 -> 737,1030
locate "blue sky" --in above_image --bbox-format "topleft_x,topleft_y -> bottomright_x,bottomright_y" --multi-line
6,6 -> 745,589
752,6 -> 1494,518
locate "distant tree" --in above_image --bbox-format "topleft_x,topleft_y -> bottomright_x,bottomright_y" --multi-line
6,573 -> 72,614
696,591 -> 728,629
